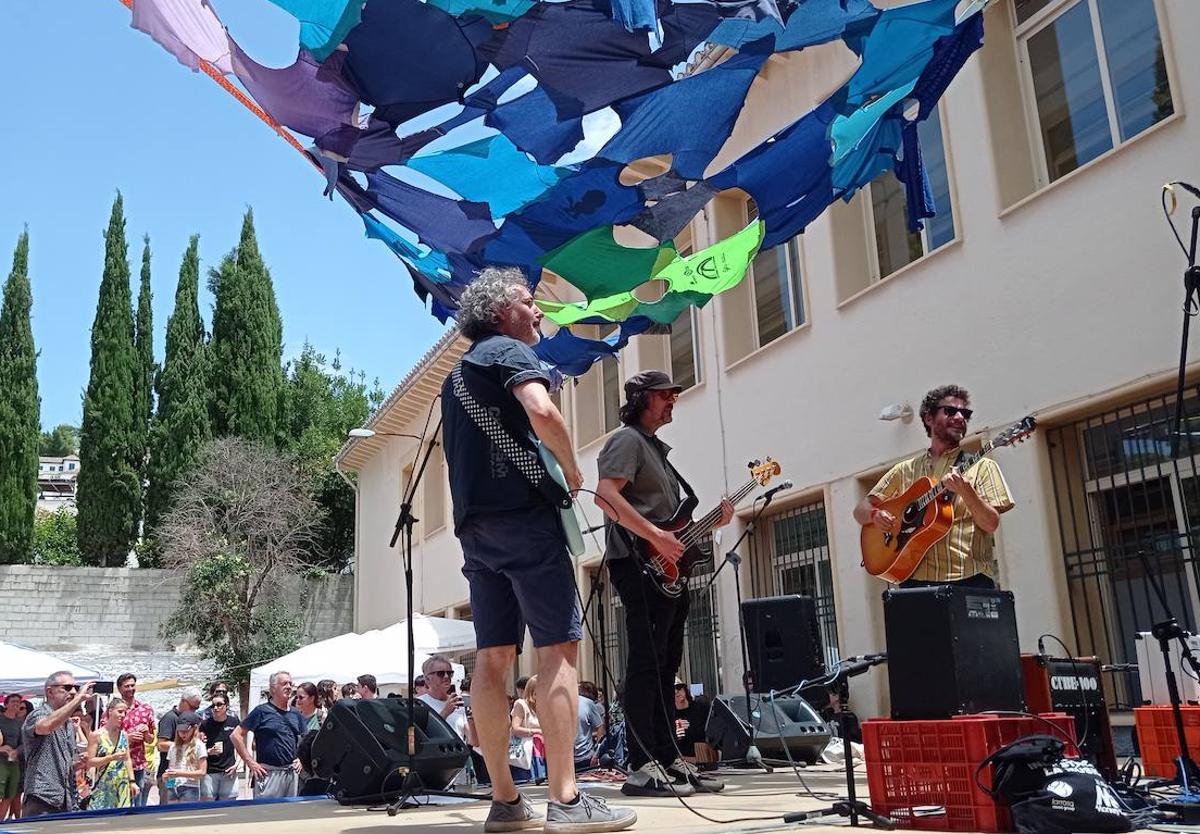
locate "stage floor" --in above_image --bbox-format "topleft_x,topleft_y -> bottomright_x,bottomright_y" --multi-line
7,766 -> 876,834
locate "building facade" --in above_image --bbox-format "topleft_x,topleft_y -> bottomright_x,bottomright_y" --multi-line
338,0 -> 1196,717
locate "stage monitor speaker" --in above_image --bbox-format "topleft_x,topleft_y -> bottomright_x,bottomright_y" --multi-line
1021,654 -> 1119,782
310,696 -> 469,802
705,692 -> 831,763
884,585 -> 1024,720
742,595 -> 825,693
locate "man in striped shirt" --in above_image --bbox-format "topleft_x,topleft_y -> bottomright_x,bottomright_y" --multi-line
855,384 -> 1014,588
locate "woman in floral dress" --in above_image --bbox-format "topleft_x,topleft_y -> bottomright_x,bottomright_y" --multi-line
87,701 -> 138,809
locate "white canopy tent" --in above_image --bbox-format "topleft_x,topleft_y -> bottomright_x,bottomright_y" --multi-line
248,626 -> 466,707
380,614 -> 477,656
0,641 -> 101,697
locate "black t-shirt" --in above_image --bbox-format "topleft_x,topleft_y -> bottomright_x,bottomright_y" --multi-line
157,707 -> 182,741
675,699 -> 711,755
200,715 -> 240,772
441,333 -> 552,531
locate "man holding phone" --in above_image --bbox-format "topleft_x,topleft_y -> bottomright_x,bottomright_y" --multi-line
22,672 -> 95,816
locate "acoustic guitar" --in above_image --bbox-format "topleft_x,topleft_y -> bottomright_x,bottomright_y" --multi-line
861,417 -> 1036,584
629,458 -> 782,598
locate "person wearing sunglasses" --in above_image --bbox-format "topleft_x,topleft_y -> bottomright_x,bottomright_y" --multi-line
855,384 -> 1014,589
199,698 -> 240,801
20,672 -> 94,816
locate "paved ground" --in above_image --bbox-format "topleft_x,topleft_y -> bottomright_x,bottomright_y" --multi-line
3,766 -> 874,834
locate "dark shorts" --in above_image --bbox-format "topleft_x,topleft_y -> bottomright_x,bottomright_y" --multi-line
459,505 -> 582,649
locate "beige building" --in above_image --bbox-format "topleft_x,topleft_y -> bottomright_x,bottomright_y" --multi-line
337,0 -> 1196,718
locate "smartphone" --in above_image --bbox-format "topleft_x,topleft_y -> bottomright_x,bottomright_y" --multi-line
92,681 -> 115,695
461,694 -> 471,709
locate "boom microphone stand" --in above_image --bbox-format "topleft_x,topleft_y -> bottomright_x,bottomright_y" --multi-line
1165,182 -> 1200,458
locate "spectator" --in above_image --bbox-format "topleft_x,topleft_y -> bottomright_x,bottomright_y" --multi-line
574,686 -> 604,771
672,679 -> 709,758
200,695 -> 240,802
86,700 -> 137,809
413,675 -> 428,698
116,673 -> 156,807
416,656 -> 467,739
356,674 -> 378,701
232,671 -> 306,799
163,713 -> 207,802
157,687 -> 203,805
510,676 -> 541,783
341,683 -> 359,700
294,683 -> 322,732
515,676 -> 529,701
317,680 -> 338,715
20,673 -> 95,816
204,682 -> 237,719
69,708 -> 91,807
0,694 -> 24,819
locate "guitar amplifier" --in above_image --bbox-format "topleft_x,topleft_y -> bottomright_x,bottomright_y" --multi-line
1021,654 -> 1118,781
884,585 -> 1024,719
705,692 -> 831,763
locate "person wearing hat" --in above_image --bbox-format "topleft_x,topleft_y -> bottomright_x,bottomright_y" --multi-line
162,712 -> 207,803
595,370 -> 732,797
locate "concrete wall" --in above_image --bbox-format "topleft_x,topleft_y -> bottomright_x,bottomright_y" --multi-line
0,566 -> 354,651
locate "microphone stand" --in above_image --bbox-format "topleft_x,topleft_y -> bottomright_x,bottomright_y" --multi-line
717,493 -> 777,772
1168,187 -> 1200,457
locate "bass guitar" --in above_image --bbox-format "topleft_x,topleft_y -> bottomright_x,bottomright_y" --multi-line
861,416 -> 1037,584
630,458 -> 782,598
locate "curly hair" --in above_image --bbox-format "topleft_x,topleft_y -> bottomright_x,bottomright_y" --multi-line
618,386 -> 653,426
920,384 -> 970,436
457,267 -> 531,340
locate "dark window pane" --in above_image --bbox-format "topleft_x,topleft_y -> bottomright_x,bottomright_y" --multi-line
1027,2 -> 1113,181
1097,0 -> 1173,141
871,172 -> 924,278
747,199 -> 803,347
917,113 -> 956,250
669,309 -> 697,389
1015,0 -> 1055,25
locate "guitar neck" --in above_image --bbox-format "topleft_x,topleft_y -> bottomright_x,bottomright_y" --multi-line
915,442 -> 998,510
679,478 -> 761,545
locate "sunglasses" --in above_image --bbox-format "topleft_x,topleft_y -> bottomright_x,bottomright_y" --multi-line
429,670 -> 454,679
56,684 -> 80,693
938,405 -> 973,420
212,701 -> 228,708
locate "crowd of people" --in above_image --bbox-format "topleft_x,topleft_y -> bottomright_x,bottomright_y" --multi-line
0,659 -> 710,820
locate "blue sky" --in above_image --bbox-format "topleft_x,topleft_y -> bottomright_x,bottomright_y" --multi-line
1,1 -> 452,430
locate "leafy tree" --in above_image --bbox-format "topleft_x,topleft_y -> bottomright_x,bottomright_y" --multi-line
78,194 -> 141,567
280,345 -> 382,571
159,437 -> 322,712
32,509 -> 81,566
135,237 -> 155,467
209,210 -> 284,444
0,230 -> 39,563
39,424 -> 79,457
144,237 -> 210,562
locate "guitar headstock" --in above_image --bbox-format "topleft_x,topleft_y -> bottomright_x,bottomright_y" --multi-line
747,457 -> 782,486
993,416 -> 1038,448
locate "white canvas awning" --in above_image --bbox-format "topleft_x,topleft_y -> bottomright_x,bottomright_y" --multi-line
380,614 -> 477,656
0,641 -> 101,696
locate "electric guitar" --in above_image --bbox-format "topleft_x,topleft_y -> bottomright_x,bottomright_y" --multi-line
629,458 -> 782,598
536,441 -> 586,557
860,416 -> 1037,584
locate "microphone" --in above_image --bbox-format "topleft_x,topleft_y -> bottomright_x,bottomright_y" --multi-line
761,480 -> 794,501
1166,181 -> 1200,200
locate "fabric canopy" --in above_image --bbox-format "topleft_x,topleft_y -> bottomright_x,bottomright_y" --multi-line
0,641 -> 101,697
380,614 -> 478,656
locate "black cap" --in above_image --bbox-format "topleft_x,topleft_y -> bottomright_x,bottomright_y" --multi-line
624,370 -> 682,398
176,711 -> 201,730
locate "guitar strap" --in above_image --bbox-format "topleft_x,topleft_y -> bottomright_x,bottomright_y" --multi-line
449,362 -> 571,510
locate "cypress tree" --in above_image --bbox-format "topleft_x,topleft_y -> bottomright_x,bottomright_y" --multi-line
134,236 -> 155,538
145,236 -> 210,550
77,194 -> 141,567
209,209 -> 284,444
0,230 -> 40,563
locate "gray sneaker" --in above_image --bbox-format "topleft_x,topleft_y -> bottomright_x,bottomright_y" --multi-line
544,791 -> 637,834
485,793 -> 544,833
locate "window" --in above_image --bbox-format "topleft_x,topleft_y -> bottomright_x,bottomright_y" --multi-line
423,440 -> 446,535
865,107 -> 955,281
573,324 -> 622,447
1016,0 -> 1173,185
746,200 -> 805,348
666,244 -> 701,391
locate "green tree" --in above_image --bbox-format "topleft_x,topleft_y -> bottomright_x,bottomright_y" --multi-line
135,236 -> 155,454
145,236 -> 210,561
159,437 -> 321,712
39,424 -> 79,457
0,230 -> 39,564
209,209 -> 284,444
77,194 -> 141,567
32,509 -> 81,566
280,345 -> 382,571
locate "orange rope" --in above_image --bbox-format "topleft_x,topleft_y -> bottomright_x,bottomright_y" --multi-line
117,0 -> 318,169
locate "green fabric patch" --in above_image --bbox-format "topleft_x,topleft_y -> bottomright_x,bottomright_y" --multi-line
539,226 -> 678,299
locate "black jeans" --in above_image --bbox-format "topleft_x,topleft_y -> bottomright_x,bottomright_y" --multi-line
899,573 -> 996,590
608,557 -> 689,771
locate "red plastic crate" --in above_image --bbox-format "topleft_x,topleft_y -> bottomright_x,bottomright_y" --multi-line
864,714 -> 1077,833
1134,706 -> 1200,777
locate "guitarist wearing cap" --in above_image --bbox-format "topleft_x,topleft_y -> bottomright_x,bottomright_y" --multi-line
595,371 -> 733,797
853,384 -> 1015,589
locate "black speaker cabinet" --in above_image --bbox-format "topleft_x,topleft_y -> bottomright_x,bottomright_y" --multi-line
884,585 -> 1024,719
705,692 -> 831,762
310,697 -> 468,802
742,595 -> 825,693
